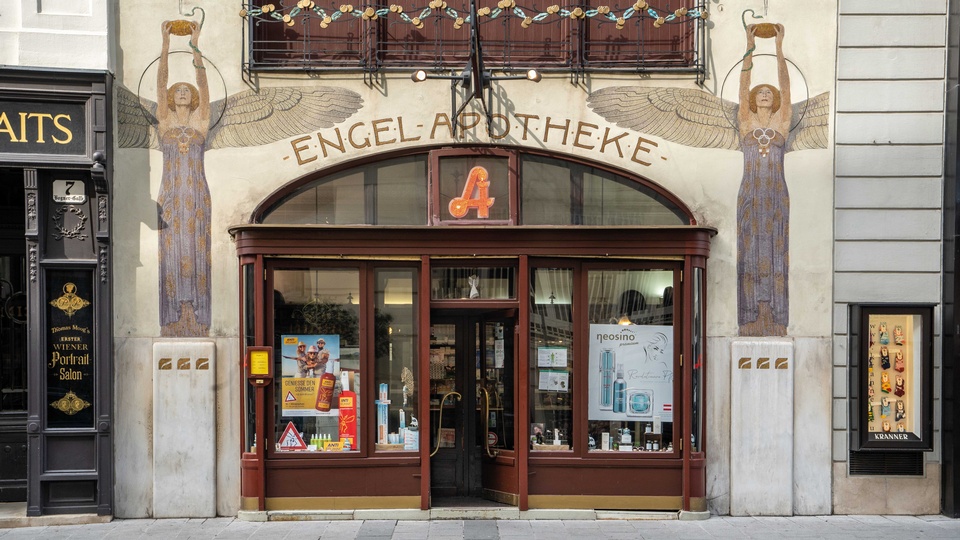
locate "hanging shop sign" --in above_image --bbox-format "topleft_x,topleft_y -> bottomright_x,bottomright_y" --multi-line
46,270 -> 95,429
849,305 -> 933,451
587,324 -> 674,423
0,100 -> 86,155
448,166 -> 494,219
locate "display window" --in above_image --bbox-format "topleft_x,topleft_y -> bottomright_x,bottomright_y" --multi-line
528,264 -> 679,455
273,268 -> 361,452
585,268 -> 676,453
248,263 -> 423,456
849,304 -> 933,452
529,267 -> 574,451
373,268 -> 420,452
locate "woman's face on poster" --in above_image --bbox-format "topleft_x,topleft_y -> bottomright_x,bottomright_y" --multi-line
645,335 -> 666,360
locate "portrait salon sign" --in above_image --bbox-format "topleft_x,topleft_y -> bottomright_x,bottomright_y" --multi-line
0,99 -> 86,155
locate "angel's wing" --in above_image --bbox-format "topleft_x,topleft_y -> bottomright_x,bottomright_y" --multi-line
786,92 -> 830,152
206,87 -> 364,149
587,86 -> 741,151
116,85 -> 159,149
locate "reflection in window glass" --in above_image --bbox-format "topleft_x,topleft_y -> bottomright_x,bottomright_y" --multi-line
529,268 -> 574,451
582,172 -> 679,225
376,157 -> 428,225
691,268 -> 703,452
244,264 -> 256,453
273,269 -> 361,452
483,320 -> 514,451
586,269 -> 675,453
0,254 -> 27,414
520,158 -> 572,225
261,155 -> 427,225
431,266 -> 516,300
374,268 -> 420,452
520,155 -> 687,226
263,170 -> 364,225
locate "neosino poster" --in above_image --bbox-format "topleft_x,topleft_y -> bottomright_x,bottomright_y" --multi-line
587,324 -> 674,423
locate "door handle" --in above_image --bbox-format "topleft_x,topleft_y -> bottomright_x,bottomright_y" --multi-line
430,391 -> 462,457
481,387 -> 498,458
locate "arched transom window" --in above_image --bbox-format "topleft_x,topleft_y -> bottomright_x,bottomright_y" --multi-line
257,148 -> 691,226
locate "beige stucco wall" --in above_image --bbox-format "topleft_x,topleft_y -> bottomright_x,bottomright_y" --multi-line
113,0 -> 841,517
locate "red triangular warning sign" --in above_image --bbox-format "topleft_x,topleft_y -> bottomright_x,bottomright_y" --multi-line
285,391 -> 296,402
278,421 -> 307,450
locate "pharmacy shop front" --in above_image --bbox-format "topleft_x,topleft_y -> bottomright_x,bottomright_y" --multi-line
233,147 -> 714,512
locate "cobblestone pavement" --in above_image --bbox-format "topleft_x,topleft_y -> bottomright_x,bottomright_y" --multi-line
1,515 -> 959,539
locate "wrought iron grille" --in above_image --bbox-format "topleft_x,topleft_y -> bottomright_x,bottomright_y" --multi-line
242,2 -> 705,76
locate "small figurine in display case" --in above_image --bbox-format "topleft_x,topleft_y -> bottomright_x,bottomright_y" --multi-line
897,423 -> 906,433
882,420 -> 891,432
895,400 -> 905,421
893,325 -> 904,345
894,350 -> 905,372
869,323 -> 876,347
880,346 -> 891,370
880,397 -> 891,419
881,371 -> 891,394
894,375 -> 905,397
868,379 -> 875,397
868,398 -> 875,422
879,322 -> 890,345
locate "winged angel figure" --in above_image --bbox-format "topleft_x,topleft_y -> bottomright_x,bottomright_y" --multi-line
588,24 -> 828,337
117,20 -> 363,337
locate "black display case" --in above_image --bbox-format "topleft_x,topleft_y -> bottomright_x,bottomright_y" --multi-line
849,304 -> 934,451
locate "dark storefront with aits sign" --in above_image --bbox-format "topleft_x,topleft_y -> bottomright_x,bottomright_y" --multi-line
0,68 -> 113,515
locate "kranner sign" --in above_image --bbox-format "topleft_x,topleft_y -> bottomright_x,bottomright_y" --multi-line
0,99 -> 86,155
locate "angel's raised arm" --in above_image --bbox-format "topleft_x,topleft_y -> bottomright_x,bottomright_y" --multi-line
738,25 -> 757,129
156,21 -> 171,123
190,22 -> 211,127
774,25 -> 792,124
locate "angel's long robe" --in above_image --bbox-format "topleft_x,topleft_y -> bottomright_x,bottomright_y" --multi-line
158,125 -> 211,334
737,130 -> 788,334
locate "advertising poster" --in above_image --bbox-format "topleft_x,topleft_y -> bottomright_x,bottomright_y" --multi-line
46,271 -> 95,429
280,334 -> 340,417
587,324 -> 673,422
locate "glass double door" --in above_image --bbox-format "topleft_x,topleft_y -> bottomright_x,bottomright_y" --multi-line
429,311 -> 515,502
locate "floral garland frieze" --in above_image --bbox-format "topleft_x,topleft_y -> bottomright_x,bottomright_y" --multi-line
240,1 -> 707,31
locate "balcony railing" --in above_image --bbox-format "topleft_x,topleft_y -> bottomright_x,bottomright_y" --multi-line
242,1 -> 706,80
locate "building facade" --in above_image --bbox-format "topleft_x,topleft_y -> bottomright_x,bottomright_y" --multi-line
0,1 -> 114,516
3,0 -> 959,519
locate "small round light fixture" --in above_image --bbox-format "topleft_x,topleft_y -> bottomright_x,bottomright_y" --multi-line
411,70 -> 428,82
526,69 -> 542,82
